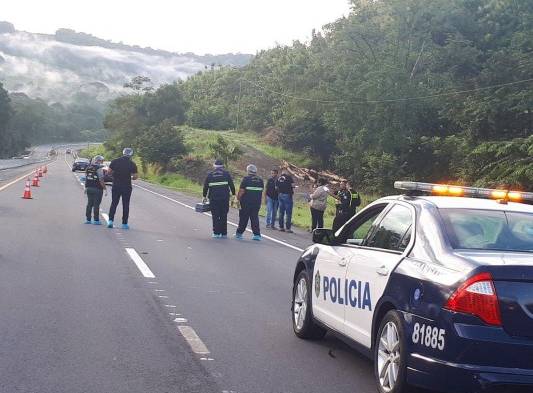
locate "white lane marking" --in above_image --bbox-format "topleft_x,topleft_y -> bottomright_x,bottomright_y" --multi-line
0,169 -> 39,192
0,159 -> 55,192
174,317 -> 188,323
125,248 -> 156,278
178,325 -> 210,355
158,295 -> 169,299
164,305 -> 177,308
134,184 -> 304,252
154,289 -> 165,292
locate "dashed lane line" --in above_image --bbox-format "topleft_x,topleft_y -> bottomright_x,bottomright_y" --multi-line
134,184 -> 305,253
125,247 -> 156,278
177,325 -> 210,355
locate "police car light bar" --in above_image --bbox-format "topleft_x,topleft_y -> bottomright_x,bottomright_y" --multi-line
394,181 -> 533,203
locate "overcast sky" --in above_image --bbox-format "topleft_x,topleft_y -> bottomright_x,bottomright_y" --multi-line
2,0 -> 351,54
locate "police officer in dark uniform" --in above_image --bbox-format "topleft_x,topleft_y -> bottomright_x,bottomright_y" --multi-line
203,159 -> 236,238
107,147 -> 138,229
332,180 -> 360,232
84,155 -> 106,225
235,164 -> 264,241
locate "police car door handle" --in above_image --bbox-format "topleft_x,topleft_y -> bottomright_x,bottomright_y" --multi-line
376,265 -> 389,276
338,257 -> 348,267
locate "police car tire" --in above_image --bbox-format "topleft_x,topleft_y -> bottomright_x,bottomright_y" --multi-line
374,310 -> 409,393
292,270 -> 326,340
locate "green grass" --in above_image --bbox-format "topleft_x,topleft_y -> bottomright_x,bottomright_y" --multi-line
180,127 -> 313,167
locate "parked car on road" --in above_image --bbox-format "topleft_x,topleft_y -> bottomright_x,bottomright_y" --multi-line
292,181 -> 533,393
102,161 -> 113,185
71,158 -> 90,172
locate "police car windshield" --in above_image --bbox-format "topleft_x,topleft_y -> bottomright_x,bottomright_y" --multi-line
76,158 -> 90,163
440,209 -> 533,252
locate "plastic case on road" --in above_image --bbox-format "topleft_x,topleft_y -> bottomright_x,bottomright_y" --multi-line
195,202 -> 211,213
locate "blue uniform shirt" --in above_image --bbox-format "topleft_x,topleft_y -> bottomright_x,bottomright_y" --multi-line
203,168 -> 236,201
239,175 -> 264,207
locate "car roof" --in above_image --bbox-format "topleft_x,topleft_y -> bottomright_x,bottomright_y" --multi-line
75,158 -> 90,162
377,195 -> 533,214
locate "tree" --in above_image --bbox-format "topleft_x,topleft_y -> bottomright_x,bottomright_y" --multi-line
136,120 -> 188,168
208,135 -> 242,166
0,83 -> 13,157
124,76 -> 154,94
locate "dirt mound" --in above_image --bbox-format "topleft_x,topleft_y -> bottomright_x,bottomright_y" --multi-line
261,127 -> 283,145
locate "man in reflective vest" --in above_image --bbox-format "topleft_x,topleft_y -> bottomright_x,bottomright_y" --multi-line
84,155 -> 106,225
235,164 -> 264,241
203,159 -> 236,238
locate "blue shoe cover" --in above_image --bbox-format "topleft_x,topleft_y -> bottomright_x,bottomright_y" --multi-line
252,235 -> 262,241
235,233 -> 243,239
212,233 -> 220,238
107,220 -> 113,228
84,220 -> 91,224
93,220 -> 101,225
220,234 -> 227,239
122,224 -> 130,230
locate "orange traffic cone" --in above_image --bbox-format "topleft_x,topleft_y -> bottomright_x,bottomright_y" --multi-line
32,174 -> 40,187
43,165 -> 48,174
38,167 -> 43,177
22,178 -> 33,199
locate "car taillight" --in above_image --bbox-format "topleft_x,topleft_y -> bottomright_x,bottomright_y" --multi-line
445,272 -> 502,326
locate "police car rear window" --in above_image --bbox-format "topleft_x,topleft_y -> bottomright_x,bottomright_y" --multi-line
440,209 -> 533,252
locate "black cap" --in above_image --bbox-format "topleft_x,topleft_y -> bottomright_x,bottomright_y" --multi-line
214,159 -> 224,167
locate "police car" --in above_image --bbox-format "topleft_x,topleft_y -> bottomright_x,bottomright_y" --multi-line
292,182 -> 533,393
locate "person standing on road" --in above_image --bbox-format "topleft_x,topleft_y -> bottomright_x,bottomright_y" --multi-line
332,180 -> 360,232
276,168 -> 295,233
203,159 -> 236,238
309,178 -> 330,231
107,148 -> 138,229
235,164 -> 264,241
84,155 -> 106,225
265,168 -> 279,230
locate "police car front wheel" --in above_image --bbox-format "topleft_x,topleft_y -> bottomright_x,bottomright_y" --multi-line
374,310 -> 409,393
292,270 -> 326,339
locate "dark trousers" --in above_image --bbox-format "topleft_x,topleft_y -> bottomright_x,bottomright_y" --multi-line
210,198 -> 229,235
109,185 -> 133,224
237,204 -> 260,235
86,187 -> 103,221
332,212 -> 351,232
310,207 -> 325,230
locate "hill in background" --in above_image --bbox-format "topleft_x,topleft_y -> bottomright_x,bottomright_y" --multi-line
0,21 -> 252,102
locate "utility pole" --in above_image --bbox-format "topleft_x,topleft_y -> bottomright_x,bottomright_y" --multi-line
236,78 -> 242,131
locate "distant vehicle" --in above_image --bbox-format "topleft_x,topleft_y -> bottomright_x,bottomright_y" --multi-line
102,161 -> 113,185
71,158 -> 90,172
292,181 -> 533,393
66,149 -> 71,154
11,156 -> 24,159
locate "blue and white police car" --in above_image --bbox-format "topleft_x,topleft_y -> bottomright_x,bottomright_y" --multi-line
292,182 -> 533,393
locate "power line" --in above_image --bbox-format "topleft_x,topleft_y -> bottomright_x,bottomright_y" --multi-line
240,77 -> 533,105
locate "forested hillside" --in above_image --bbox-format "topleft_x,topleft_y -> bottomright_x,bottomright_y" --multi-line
0,82 -> 106,157
104,0 -> 532,193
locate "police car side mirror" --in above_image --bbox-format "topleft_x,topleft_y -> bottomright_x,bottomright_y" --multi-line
313,228 -> 336,245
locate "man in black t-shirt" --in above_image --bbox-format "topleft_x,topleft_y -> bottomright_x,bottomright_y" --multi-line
275,168 -> 295,233
107,147 -> 138,229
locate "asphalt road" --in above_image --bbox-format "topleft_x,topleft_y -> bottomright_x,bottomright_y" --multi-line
0,150 -> 387,393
